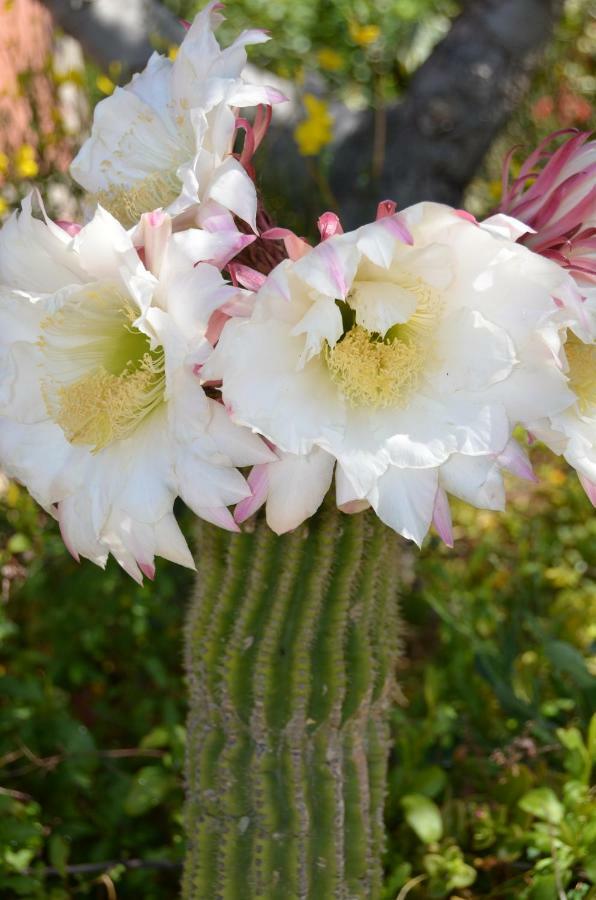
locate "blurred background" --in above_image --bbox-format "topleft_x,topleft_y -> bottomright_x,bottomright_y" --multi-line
0,1 -> 595,897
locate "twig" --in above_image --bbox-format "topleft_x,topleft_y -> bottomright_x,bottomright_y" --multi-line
3,745 -> 165,779
26,859 -> 183,877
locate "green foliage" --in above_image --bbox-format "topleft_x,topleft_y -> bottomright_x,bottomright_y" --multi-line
0,480 -> 191,897
1,454 -> 595,898
0,1 -> 594,897
383,454 -> 596,899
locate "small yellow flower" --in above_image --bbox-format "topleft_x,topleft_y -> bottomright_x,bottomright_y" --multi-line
15,145 -> 39,179
0,152 -> 8,175
0,197 -> 8,217
168,44 -> 179,61
316,48 -> 344,73
96,74 -> 115,96
293,94 -> 333,157
349,22 -> 381,46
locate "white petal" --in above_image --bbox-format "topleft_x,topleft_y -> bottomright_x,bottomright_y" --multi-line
352,281 -> 417,334
266,447 -> 335,533
440,454 -> 505,510
372,466 -> 438,545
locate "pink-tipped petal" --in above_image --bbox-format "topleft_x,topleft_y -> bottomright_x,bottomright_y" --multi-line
316,240 -> 348,297
262,227 -> 312,260
198,506 -> 241,532
317,211 -> 344,241
432,487 -> 454,548
378,213 -> 414,246
234,464 -> 269,523
454,209 -> 478,224
138,561 -> 156,581
497,439 -> 539,483
579,473 -> 596,507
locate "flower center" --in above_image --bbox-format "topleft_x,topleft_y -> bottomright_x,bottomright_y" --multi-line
94,168 -> 181,228
566,332 -> 596,413
40,288 -> 166,452
325,274 -> 441,408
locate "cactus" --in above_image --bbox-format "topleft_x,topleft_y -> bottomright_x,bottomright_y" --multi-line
183,501 -> 403,900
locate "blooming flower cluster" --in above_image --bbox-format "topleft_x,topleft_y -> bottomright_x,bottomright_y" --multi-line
0,3 -> 594,580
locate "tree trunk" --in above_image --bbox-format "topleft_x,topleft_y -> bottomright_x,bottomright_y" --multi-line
183,502 -> 403,899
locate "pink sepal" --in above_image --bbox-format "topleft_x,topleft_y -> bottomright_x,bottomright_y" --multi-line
228,262 -> 266,291
317,211 -> 344,241
234,464 -> 269,523
454,209 -> 478,224
376,200 -> 397,220
206,309 -> 230,345
138,561 -> 156,581
497,440 -> 538,483
579,473 -> 596,507
56,220 -> 82,237
140,209 -> 172,278
432,487 -> 454,548
261,227 -> 312,260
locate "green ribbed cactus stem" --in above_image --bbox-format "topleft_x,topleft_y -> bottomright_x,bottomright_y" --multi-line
183,502 -> 403,900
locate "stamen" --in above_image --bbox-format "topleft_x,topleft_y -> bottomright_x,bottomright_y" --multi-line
566,333 -> 596,413
94,169 -> 181,228
326,273 -> 442,408
53,351 -> 165,452
40,289 -> 166,452
325,326 -> 422,408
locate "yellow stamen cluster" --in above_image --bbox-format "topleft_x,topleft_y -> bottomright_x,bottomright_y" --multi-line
41,292 -> 166,452
566,333 -> 596,413
95,169 -> 180,228
54,351 -> 165,453
325,326 -> 422,408
325,274 -> 442,409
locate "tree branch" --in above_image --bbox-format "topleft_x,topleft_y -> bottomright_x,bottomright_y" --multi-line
330,0 -> 565,227
41,0 -> 184,76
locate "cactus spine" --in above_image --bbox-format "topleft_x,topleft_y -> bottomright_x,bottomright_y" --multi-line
183,502 -> 402,899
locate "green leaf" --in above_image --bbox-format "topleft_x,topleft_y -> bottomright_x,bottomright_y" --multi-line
519,788 -> 564,825
587,713 -> 596,762
123,766 -> 171,817
527,873 -> 558,900
48,834 -> 70,878
401,793 -> 443,844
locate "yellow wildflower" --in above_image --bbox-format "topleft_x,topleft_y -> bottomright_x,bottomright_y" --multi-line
15,145 -> 39,179
349,22 -> 380,46
316,48 -> 344,72
294,94 -> 333,157
168,45 -> 179,61
0,152 -> 8,175
96,74 -> 115,96
0,197 -> 8,217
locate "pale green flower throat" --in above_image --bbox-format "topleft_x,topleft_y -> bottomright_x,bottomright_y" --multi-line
40,287 -> 166,453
